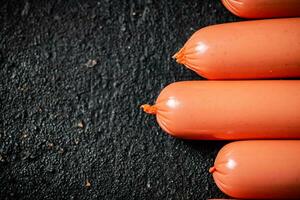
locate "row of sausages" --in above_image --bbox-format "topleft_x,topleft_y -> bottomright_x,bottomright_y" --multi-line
142,1 -> 300,199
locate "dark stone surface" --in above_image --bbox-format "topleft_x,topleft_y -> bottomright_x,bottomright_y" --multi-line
0,0 -> 240,199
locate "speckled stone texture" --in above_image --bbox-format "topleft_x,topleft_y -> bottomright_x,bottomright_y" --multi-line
0,0 -> 240,199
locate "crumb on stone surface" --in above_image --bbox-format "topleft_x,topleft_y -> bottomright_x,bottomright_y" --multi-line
58,148 -> 64,154
0,155 -> 4,162
47,142 -> 54,149
84,59 -> 97,68
74,138 -> 80,145
76,120 -> 85,129
85,179 -> 91,188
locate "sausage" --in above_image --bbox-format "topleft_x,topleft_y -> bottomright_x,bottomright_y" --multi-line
210,140 -> 300,199
221,0 -> 300,18
141,81 -> 300,140
173,18 -> 300,80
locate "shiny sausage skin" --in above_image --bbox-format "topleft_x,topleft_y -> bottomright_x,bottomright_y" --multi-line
221,0 -> 300,18
173,18 -> 300,80
210,140 -> 300,199
141,81 -> 300,140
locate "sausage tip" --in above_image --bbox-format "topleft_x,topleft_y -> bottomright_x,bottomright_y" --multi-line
172,48 -> 185,64
209,166 -> 216,173
172,52 -> 178,59
140,104 -> 157,115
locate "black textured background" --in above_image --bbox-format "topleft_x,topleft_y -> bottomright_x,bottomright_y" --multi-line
0,0 -> 240,199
